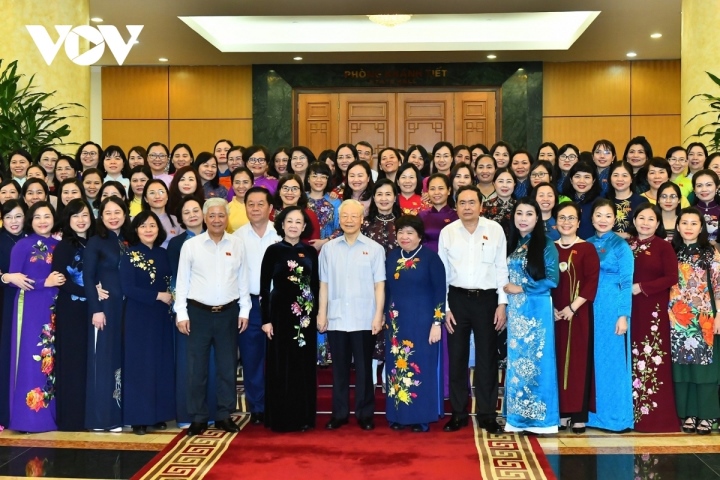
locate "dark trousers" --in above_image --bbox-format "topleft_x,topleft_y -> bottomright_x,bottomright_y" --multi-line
238,295 -> 265,413
447,287 -> 498,421
187,303 -> 238,422
327,330 -> 375,420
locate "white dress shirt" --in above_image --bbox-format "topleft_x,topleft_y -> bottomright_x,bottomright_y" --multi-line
438,216 -> 509,307
233,221 -> 281,295
174,231 -> 251,321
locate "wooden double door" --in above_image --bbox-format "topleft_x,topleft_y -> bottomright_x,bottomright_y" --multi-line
297,91 -> 497,164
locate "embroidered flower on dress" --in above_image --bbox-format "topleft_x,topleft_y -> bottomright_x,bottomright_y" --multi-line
386,305 -> 421,408
128,250 -> 157,283
287,260 -> 314,347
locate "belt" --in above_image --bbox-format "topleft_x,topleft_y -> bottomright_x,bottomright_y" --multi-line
188,299 -> 238,313
449,286 -> 491,297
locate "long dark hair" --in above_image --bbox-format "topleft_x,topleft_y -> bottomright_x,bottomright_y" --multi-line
508,198 -> 547,281
168,166 -> 203,216
394,162 -> 423,196
56,177 -> 86,218
431,141 -> 454,174
342,160 -> 374,201
405,145 -> 430,178
61,198 -> 96,247
268,146 -> 291,178
193,152 -> 220,189
671,207 -> 711,259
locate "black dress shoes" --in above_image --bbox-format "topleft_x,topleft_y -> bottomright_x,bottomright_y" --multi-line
250,412 -> 265,425
187,422 -> 208,437
358,417 -> 375,431
325,417 -> 349,430
132,425 -> 147,435
443,416 -> 469,432
390,423 -> 405,431
214,418 -> 240,433
479,418 -> 502,434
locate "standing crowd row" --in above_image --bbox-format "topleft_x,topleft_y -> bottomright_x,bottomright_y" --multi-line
0,135 -> 717,437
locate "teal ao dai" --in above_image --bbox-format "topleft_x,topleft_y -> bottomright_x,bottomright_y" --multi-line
504,236 -> 560,433
587,232 -> 634,431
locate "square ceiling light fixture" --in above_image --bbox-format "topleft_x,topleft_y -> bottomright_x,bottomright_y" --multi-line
180,12 -> 600,53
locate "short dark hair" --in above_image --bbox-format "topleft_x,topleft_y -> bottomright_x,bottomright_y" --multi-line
657,181 -> 683,216
131,210 -> 167,248
2,199 -> 25,218
21,177 -> 50,205
193,152 -> 220,189
536,142 -> 558,162
626,202 -> 667,238
305,162 -> 333,194
273,205 -> 313,239
394,162 -> 423,196
61,198 -> 96,247
342,160 -> 374,201
455,184 -> 482,204
672,207 -> 710,253
100,145 -> 130,178
95,180 -> 127,209
426,173 -> 454,208
394,214 -> 425,241
274,174 -> 308,209
623,136 -> 653,163
245,186 -> 273,205
355,141 -> 373,155
606,161 -> 636,201
175,195 -> 204,229
24,200 -> 56,234
169,143 -> 195,174
75,142 -> 103,170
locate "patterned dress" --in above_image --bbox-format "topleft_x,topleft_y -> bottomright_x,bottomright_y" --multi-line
668,244 -> 720,420
482,197 -> 516,243
504,236 -> 560,433
628,235 -> 679,432
612,193 -> 644,234
398,194 -> 431,216
362,213 -> 398,361
552,241 -> 600,422
8,234 -> 60,432
384,246 -> 446,427
696,201 -> 720,243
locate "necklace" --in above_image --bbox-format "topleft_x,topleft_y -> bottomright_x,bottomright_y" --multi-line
377,213 -> 395,224
401,244 -> 422,260
557,236 -> 579,249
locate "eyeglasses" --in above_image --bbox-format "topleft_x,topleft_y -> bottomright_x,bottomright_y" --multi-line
530,172 -> 548,179
659,194 -> 679,200
559,154 -> 578,160
247,157 -> 266,164
281,186 -> 301,193
81,151 -> 98,157
594,150 -> 611,155
148,153 -> 167,160
668,157 -> 687,164
557,215 -> 578,223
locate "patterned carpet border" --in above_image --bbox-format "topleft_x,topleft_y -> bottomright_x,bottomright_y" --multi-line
474,422 -> 556,480
132,415 -> 250,480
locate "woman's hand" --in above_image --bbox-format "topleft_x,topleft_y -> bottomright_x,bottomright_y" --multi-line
309,238 -> 329,251
429,324 -> 441,344
96,282 -> 109,301
714,313 -> 720,335
421,191 -> 430,203
92,312 -> 107,330
4,273 -> 34,291
616,231 -> 631,240
558,306 -> 574,321
503,283 -> 523,295
262,323 -> 274,339
632,283 -> 642,296
156,292 -> 173,305
44,271 -> 66,287
615,316 -> 628,335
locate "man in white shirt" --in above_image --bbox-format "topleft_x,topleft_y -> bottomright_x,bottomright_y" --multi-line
175,198 -> 251,436
317,199 -> 385,431
233,187 -> 281,426
438,185 -> 509,434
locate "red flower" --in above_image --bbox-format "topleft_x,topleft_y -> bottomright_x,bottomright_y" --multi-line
391,337 -> 399,347
671,301 -> 694,328
404,260 -> 414,268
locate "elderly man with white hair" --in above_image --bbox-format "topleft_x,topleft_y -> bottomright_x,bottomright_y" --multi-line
175,197 -> 251,436
318,199 -> 385,431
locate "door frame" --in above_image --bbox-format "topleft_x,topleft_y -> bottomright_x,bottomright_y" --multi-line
292,86 -> 503,147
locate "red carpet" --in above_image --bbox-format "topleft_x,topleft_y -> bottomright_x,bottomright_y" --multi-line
204,414 -> 482,480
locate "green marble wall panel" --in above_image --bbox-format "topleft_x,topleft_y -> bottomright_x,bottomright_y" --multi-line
252,62 -> 543,151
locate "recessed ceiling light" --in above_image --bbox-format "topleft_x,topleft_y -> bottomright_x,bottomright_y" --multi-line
293,56 -> 303,61
90,17 -> 103,23
159,57 -> 169,62
626,52 -> 637,58
650,33 -> 662,39
487,54 -> 497,59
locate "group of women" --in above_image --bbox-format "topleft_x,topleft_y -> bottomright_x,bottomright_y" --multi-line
0,135 -> 718,436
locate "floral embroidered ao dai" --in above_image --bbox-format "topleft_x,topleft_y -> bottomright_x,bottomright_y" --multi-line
504,236 -> 560,433
587,232 -> 635,431
8,234 -> 60,432
668,244 -> 720,421
696,201 -> 720,243
627,235 -> 679,432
